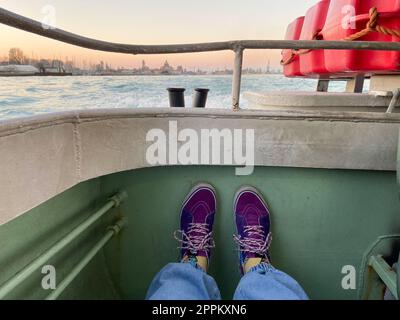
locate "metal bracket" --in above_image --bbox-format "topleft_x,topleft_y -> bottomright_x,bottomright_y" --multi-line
386,88 -> 400,113
358,234 -> 400,300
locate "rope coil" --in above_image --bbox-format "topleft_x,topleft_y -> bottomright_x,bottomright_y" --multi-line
281,7 -> 400,66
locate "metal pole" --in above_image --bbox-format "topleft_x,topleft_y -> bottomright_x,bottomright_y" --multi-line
46,220 -> 125,300
0,191 -> 127,299
386,88 -> 400,114
368,255 -> 398,299
232,48 -> 244,111
358,234 -> 400,299
346,74 -> 365,93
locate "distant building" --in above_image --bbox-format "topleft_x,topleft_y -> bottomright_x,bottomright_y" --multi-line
118,68 -> 136,75
212,69 -> 233,75
141,60 -> 150,71
96,61 -> 105,72
34,59 -> 68,74
160,60 -> 174,74
64,61 -> 74,72
36,60 -> 47,73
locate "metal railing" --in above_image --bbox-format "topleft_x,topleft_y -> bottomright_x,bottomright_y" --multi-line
0,191 -> 127,300
358,234 -> 400,300
2,7 -> 400,109
368,255 -> 398,300
46,219 -> 125,300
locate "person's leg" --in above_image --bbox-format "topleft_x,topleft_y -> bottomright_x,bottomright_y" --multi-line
233,263 -> 308,300
146,261 -> 221,300
232,186 -> 308,300
146,183 -> 221,300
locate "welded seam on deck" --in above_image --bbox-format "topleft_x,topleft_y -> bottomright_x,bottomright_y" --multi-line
72,116 -> 82,181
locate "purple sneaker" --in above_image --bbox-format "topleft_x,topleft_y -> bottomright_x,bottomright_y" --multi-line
174,183 -> 217,261
233,186 -> 272,274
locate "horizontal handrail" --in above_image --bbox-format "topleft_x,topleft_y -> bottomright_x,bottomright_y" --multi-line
0,191 -> 127,299
46,219 -> 125,300
2,7 -> 400,54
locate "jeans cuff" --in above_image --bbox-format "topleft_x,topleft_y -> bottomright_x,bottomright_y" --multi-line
248,262 -> 275,275
181,256 -> 206,273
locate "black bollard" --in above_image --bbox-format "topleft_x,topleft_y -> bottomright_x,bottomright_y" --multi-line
167,88 -> 185,108
192,88 -> 210,108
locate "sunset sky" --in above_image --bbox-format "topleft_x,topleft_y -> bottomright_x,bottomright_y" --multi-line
0,0 -> 318,69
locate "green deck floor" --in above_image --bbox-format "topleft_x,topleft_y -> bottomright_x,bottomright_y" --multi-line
1,166 -> 400,299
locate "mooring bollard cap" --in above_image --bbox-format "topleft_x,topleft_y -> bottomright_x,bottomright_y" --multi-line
167,87 -> 186,92
194,88 -> 210,92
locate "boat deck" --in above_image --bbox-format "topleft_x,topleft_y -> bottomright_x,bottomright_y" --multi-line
1,165 -> 399,299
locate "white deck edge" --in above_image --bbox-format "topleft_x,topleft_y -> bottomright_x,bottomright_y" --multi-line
0,107 -> 399,225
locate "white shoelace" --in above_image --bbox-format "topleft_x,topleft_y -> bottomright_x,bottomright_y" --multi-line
174,223 -> 215,255
233,225 -> 272,257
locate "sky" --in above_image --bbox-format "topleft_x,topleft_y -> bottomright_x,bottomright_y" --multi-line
0,0 -> 318,69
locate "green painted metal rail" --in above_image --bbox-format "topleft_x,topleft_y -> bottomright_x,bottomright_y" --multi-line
358,234 -> 400,299
46,219 -> 125,300
398,253 -> 400,299
368,255 -> 398,300
0,191 -> 127,299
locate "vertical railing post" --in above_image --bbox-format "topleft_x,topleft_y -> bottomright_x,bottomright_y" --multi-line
232,47 -> 244,111
346,73 -> 365,93
316,79 -> 330,92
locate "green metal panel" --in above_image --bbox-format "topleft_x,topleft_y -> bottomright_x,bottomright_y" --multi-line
0,180 -> 120,300
1,165 -> 400,300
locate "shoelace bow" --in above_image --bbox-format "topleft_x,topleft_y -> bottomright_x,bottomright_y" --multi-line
233,225 -> 272,257
174,223 -> 215,256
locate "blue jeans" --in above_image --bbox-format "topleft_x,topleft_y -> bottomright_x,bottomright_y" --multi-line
146,262 -> 309,300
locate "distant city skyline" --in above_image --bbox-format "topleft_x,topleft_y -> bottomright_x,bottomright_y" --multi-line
1,47 -> 281,76
0,49 -> 278,73
0,0 -> 318,69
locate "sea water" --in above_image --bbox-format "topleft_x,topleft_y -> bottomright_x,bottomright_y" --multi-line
0,74 -> 351,120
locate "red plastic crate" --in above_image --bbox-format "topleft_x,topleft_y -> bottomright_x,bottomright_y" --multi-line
299,0 -> 331,76
321,0 -> 400,75
282,16 -> 305,77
